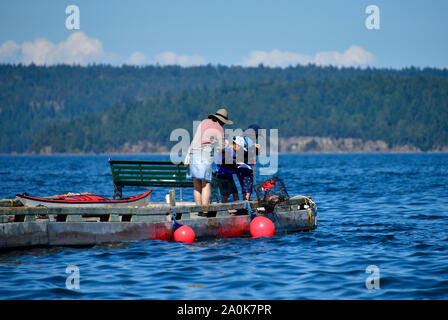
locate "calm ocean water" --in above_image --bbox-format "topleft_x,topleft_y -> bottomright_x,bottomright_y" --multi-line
0,154 -> 447,299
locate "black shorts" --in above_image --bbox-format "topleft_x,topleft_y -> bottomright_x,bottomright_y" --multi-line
217,175 -> 238,196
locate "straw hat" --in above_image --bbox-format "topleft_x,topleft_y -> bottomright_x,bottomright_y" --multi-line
208,108 -> 233,125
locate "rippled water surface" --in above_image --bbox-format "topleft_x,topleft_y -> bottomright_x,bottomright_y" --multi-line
0,154 -> 447,299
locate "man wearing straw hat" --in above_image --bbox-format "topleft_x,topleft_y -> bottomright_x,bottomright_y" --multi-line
185,108 -> 233,215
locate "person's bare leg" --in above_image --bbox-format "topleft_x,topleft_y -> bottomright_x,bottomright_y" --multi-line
221,194 -> 229,203
232,193 -> 239,201
193,179 -> 202,205
201,181 -> 211,206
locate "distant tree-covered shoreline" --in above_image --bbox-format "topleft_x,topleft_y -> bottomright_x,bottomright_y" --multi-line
1,64 -> 447,153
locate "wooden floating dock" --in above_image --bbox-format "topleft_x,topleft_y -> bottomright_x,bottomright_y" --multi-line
0,196 -> 317,249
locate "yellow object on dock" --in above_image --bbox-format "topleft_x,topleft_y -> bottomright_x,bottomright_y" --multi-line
0,198 -> 23,208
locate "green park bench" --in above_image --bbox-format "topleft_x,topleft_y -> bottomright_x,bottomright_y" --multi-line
109,159 -> 193,201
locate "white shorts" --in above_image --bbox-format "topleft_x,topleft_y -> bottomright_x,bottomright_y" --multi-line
186,153 -> 213,182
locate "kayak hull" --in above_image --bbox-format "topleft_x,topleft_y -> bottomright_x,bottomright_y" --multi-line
15,189 -> 152,208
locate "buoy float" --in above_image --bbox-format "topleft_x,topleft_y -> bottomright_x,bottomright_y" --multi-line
250,216 -> 275,238
174,225 -> 195,243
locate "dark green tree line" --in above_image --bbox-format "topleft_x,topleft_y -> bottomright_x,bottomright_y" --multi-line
28,73 -> 448,153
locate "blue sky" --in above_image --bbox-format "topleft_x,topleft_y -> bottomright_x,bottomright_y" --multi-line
0,0 -> 447,68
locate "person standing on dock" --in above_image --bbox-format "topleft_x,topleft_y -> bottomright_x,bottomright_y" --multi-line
185,108 -> 233,214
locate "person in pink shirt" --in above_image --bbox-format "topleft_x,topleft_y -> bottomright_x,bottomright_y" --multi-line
185,109 -> 233,215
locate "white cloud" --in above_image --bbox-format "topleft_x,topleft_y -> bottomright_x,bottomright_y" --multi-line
21,38 -> 57,65
154,51 -> 206,67
126,51 -> 153,65
22,32 -> 104,65
0,32 -> 104,65
314,45 -> 374,67
125,51 -> 206,67
0,33 -> 207,67
0,40 -> 21,63
238,49 -> 311,68
0,33 -> 373,69
238,45 -> 374,68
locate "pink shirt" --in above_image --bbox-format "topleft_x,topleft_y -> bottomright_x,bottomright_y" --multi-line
199,119 -> 224,145
189,119 -> 224,156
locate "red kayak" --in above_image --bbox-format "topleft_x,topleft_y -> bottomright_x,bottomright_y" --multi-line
16,189 -> 152,208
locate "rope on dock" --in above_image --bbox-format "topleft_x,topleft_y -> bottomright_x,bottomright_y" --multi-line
1,199 -> 14,207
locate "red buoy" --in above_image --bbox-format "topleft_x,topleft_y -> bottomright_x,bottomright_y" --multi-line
174,225 -> 195,243
250,216 -> 275,238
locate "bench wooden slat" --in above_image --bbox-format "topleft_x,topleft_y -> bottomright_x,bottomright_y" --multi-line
114,169 -> 187,176
114,180 -> 191,186
112,165 -> 187,171
109,160 -> 183,165
109,159 -> 193,200
115,181 -> 193,187
115,175 -> 186,180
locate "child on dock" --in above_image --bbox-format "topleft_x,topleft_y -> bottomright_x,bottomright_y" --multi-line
233,136 -> 255,201
216,138 -> 239,203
